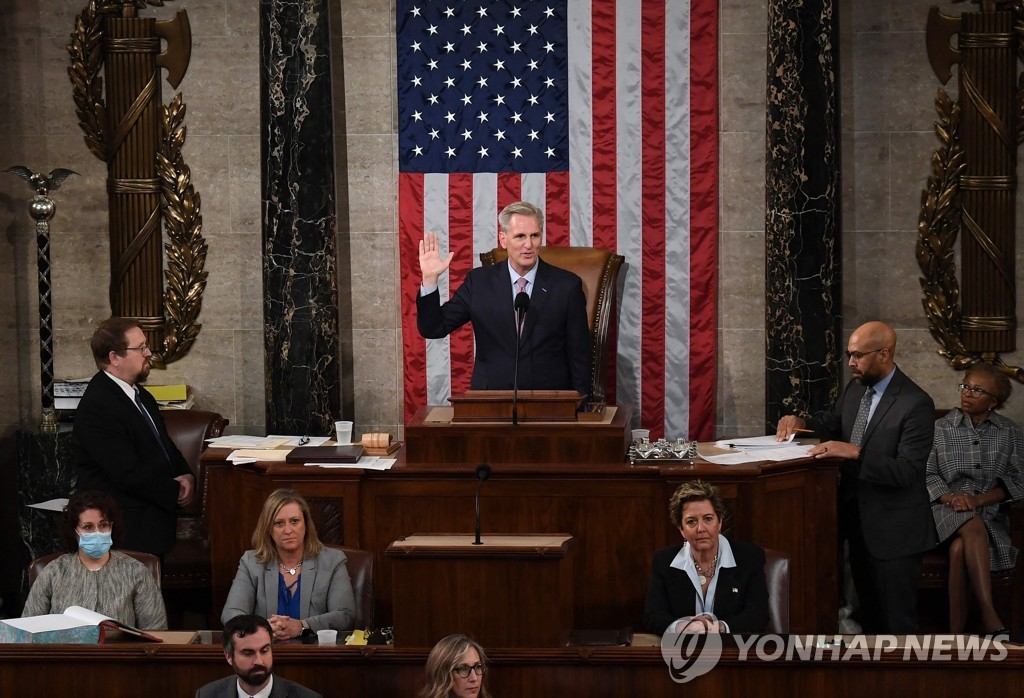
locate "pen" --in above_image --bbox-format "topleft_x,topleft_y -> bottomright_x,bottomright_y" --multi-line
792,428 -> 814,433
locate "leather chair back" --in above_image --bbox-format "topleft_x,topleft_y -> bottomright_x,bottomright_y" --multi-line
29,550 -> 162,589
162,409 -> 228,525
480,245 -> 625,402
764,548 -> 790,634
327,545 -> 374,629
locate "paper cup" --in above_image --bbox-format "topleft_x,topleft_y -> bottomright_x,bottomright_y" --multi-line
317,629 -> 338,645
334,420 -> 353,445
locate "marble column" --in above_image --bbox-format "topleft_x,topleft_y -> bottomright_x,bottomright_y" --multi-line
260,0 -> 340,435
764,0 -> 842,428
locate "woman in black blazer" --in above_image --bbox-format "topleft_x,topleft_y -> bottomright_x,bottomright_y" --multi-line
644,480 -> 769,635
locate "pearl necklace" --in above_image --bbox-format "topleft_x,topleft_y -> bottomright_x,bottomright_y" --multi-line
278,560 -> 303,575
693,553 -> 719,586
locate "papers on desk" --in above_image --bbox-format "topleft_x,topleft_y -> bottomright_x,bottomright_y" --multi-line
304,456 -> 396,470
28,498 -> 69,512
226,449 -> 293,464
713,434 -> 794,449
701,434 -> 815,465
206,435 -> 292,449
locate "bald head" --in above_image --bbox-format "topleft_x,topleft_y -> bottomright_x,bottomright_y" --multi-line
847,321 -> 896,386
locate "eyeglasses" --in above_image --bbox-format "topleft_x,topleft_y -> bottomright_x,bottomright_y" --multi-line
452,663 -> 487,678
845,348 -> 882,361
124,344 -> 150,353
77,521 -> 112,534
959,383 -> 996,398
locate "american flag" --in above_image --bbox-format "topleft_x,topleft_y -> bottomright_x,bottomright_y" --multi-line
397,0 -> 717,440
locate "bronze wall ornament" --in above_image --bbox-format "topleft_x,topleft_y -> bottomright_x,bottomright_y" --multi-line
918,1 -> 1024,380
67,0 -> 207,368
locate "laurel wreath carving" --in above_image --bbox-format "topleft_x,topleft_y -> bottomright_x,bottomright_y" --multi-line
67,1 -> 107,161
916,89 -> 974,370
153,93 -> 207,368
68,0 -> 205,367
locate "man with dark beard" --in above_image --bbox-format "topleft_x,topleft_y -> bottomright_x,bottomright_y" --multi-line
196,615 -> 321,698
777,321 -> 936,633
74,317 -> 193,556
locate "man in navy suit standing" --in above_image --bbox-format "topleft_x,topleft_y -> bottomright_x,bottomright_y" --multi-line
777,321 -> 936,633
74,317 -> 194,556
416,201 -> 591,395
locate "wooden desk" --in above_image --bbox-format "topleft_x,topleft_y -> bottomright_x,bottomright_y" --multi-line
0,640 -> 1018,697
386,534 -> 574,647
205,451 -> 839,635
404,404 -> 631,464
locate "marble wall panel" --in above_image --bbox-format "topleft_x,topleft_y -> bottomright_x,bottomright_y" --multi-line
229,135 -> 262,232
890,1 -> 960,32
720,31 -> 768,134
352,327 -> 399,437
232,329 -> 267,434
339,0 -> 394,36
889,131 -> 946,233
346,134 -> 396,234
840,131 -> 890,232
719,131 -> 766,233
342,36 -> 393,135
718,231 -> 765,331
717,328 -> 767,436
839,0 -> 889,33
842,229 -> 927,328
185,37 -> 260,137
350,232 -> 396,331
721,0 -> 769,34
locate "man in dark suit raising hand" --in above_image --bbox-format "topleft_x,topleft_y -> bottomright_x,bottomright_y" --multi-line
416,200 -> 591,396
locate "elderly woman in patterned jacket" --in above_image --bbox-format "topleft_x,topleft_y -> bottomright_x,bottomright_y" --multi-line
927,362 -> 1024,636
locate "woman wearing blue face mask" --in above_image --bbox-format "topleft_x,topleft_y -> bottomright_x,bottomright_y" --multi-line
22,490 -> 167,629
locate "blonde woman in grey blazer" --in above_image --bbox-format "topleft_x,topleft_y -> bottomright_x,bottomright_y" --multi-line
221,489 -> 354,639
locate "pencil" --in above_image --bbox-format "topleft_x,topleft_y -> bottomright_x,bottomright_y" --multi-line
792,428 -> 814,433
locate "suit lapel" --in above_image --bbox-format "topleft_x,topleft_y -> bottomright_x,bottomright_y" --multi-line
860,368 -> 902,446
299,555 -> 314,618
521,259 -> 551,341
264,562 -> 278,617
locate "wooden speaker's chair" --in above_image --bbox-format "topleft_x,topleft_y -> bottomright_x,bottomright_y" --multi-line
30,550 -> 162,589
764,548 -> 791,634
480,246 -> 625,402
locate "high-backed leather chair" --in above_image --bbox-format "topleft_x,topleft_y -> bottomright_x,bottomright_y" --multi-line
160,410 -> 227,595
764,548 -> 790,634
29,550 -> 161,589
480,245 -> 625,402
326,545 -> 374,629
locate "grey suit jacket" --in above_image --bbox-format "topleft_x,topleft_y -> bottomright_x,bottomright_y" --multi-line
807,366 -> 937,560
195,674 -> 322,698
221,547 -> 355,632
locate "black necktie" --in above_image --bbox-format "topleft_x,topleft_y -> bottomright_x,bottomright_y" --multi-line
849,387 -> 876,446
135,386 -> 170,463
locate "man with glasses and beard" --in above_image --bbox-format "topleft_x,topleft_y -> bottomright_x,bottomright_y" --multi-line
74,316 -> 194,556
196,615 -> 321,698
777,321 -> 936,633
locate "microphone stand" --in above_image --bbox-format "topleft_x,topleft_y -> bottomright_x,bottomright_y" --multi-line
474,463 -> 492,545
512,292 -> 529,426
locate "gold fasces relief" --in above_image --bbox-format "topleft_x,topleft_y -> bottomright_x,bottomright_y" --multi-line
67,0 -> 206,368
917,4 -> 1024,383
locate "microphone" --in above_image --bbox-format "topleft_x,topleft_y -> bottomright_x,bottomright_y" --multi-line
473,463 -> 492,545
513,292 -> 530,425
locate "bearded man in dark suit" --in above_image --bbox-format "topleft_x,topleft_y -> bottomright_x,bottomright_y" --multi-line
74,317 -> 193,556
416,200 -> 591,396
777,321 -> 936,633
196,615 -> 321,698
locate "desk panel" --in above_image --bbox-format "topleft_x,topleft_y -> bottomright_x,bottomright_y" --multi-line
204,454 -> 839,634
0,642 -> 1018,698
